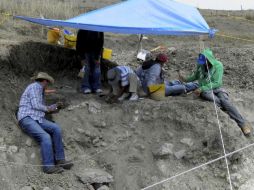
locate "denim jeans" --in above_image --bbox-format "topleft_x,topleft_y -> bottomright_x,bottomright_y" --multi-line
81,53 -> 101,92
165,80 -> 186,96
19,117 -> 65,169
201,88 -> 246,128
184,82 -> 199,92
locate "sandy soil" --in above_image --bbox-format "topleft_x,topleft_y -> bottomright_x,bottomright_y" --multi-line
0,6 -> 254,190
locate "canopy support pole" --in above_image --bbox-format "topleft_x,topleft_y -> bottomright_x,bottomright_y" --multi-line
199,35 -> 205,52
137,34 -> 143,53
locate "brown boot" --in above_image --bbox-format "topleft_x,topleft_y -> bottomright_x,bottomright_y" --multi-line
241,123 -> 251,136
56,160 -> 74,170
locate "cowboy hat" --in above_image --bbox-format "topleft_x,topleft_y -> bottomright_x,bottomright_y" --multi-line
31,72 -> 54,84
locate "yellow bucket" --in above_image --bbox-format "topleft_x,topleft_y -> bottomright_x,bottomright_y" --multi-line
47,28 -> 61,44
103,48 -> 112,60
63,30 -> 76,48
148,84 -> 166,101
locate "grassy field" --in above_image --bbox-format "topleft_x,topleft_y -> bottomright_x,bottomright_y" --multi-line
0,0 -> 81,19
0,0 -> 121,19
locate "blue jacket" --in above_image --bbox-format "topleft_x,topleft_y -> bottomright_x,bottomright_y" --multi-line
136,63 -> 163,93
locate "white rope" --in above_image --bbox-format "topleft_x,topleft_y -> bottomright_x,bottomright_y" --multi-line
141,141 -> 254,190
199,36 -> 205,52
205,61 -> 233,190
200,39 -> 232,189
141,155 -> 225,190
0,136 -> 125,167
141,48 -> 236,190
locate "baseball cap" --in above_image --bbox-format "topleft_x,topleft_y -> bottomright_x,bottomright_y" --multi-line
197,54 -> 207,65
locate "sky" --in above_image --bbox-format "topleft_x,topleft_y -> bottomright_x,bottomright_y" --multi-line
176,0 -> 254,10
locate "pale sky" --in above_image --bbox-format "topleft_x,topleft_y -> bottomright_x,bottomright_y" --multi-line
176,0 -> 254,10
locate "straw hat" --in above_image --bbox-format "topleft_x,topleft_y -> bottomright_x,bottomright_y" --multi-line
31,72 -> 54,84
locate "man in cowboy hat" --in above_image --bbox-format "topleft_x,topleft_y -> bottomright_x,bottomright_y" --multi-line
107,66 -> 139,101
17,72 -> 73,174
179,48 -> 252,136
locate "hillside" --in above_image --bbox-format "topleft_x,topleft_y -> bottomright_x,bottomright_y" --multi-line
1,2 -> 254,190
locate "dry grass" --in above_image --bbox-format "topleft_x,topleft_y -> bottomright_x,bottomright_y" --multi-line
0,0 -> 82,19
245,13 -> 254,21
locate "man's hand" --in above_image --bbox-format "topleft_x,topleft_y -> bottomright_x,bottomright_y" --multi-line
194,89 -> 201,96
178,71 -> 186,83
47,104 -> 58,113
56,101 -> 64,109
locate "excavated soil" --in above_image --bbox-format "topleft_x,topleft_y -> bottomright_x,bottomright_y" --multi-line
0,8 -> 254,190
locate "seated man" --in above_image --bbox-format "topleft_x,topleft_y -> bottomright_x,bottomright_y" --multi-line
107,66 -> 139,101
179,48 -> 252,136
17,72 -> 73,174
136,53 -> 186,96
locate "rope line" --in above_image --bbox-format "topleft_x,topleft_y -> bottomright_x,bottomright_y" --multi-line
0,136 -> 125,167
141,140 -> 254,190
0,9 -> 252,189
227,16 -> 254,24
141,46 -> 239,190
141,155 -> 225,190
217,33 -> 254,43
205,62 -> 233,190
141,138 -> 254,190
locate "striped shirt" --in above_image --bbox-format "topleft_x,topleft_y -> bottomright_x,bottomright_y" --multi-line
18,82 -> 48,123
116,66 -> 134,87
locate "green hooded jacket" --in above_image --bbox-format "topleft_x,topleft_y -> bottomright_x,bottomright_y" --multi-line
185,48 -> 223,92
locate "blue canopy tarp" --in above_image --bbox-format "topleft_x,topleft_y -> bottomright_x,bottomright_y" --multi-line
15,0 -> 216,37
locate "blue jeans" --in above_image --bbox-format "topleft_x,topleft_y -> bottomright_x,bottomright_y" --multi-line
184,82 -> 199,92
19,117 -> 65,169
165,80 -> 199,96
201,88 -> 246,128
165,80 -> 186,96
81,53 -> 101,92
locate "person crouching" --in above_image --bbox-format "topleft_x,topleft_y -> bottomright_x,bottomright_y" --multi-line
107,66 -> 139,102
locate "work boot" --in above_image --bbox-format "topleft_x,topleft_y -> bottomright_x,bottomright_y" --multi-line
241,123 -> 251,136
43,166 -> 64,174
56,160 -> 74,170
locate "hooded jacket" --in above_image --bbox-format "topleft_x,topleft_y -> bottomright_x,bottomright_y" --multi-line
185,49 -> 223,92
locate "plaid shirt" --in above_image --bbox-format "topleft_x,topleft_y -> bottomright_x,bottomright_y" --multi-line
18,82 -> 48,123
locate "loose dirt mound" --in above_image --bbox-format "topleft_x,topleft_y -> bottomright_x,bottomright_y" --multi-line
1,10 -> 254,190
